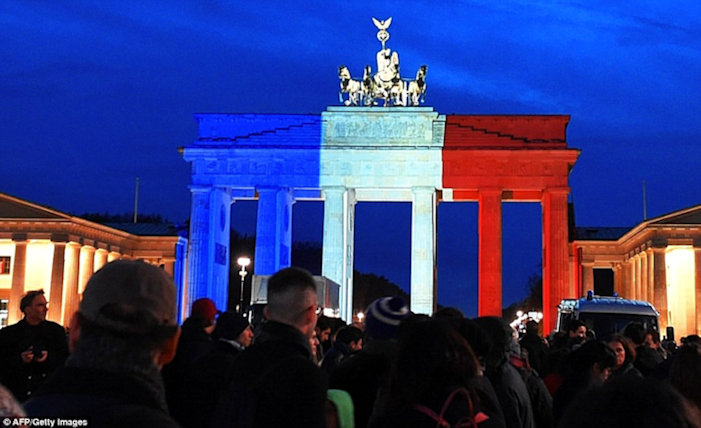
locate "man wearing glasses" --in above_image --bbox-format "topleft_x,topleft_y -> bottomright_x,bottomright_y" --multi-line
214,267 -> 327,428
0,290 -> 68,402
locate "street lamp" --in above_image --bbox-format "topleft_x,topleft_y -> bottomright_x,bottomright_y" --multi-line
237,256 -> 251,313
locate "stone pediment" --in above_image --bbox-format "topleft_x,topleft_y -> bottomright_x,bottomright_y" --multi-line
649,204 -> 701,225
0,192 -> 69,220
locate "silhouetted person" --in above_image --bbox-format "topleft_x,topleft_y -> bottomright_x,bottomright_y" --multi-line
668,342 -> 701,414
0,289 -> 68,402
607,334 -> 642,380
623,322 -> 662,376
519,320 -> 548,375
213,267 -> 327,427
321,325 -> 363,376
23,260 -> 181,427
474,316 -> 535,428
559,376 -> 701,428
179,311 -> 253,428
162,297 -> 217,415
0,383 -> 25,417
552,340 -> 616,425
330,296 -> 411,428
368,317 -> 503,428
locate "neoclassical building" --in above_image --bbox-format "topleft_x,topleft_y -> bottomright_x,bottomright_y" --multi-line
0,192 -> 188,328
572,204 -> 701,339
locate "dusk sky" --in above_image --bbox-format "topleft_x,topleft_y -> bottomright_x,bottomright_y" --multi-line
3,2 -> 700,316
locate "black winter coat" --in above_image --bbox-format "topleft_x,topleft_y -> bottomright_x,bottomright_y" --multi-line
0,319 -> 68,402
178,339 -> 244,428
161,317 -> 213,414
212,321 -> 327,428
24,366 -> 179,427
329,339 -> 396,428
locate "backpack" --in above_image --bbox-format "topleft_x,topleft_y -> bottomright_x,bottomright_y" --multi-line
413,387 -> 490,428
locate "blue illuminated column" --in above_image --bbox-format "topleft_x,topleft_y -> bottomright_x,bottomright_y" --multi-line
187,186 -> 212,314
411,187 -> 437,314
322,186 -> 356,321
187,186 -> 231,313
173,236 -> 188,324
209,187 -> 231,310
254,187 -> 294,275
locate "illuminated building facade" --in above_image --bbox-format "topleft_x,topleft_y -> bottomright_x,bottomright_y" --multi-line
183,108 -> 579,330
573,205 -> 701,338
0,192 -> 188,327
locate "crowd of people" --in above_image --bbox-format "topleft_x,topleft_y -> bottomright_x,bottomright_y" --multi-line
1,262 -> 700,428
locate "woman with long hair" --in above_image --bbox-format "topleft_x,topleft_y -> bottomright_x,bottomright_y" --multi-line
368,316 -> 503,428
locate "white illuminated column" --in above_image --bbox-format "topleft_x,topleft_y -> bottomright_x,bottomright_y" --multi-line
411,187 -> 436,314
237,256 -> 251,313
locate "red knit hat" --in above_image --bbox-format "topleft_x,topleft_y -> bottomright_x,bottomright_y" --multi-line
190,298 -> 218,326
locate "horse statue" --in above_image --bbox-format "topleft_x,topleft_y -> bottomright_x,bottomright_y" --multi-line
407,65 -> 428,106
338,65 -> 363,106
336,17 -> 429,108
361,65 -> 378,106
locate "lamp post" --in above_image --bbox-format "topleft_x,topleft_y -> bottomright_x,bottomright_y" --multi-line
237,256 -> 251,314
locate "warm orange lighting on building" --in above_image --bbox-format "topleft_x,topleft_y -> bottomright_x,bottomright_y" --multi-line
25,240 -> 54,295
665,246 -> 696,338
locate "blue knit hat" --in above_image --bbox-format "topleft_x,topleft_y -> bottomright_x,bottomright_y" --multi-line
364,297 -> 410,340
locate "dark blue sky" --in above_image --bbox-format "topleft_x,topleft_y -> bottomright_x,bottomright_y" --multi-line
3,2 -> 700,316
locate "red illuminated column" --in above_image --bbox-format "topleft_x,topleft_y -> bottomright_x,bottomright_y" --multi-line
478,189 -> 502,317
542,187 -> 570,332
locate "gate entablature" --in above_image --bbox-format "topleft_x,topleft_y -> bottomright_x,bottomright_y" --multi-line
442,114 -> 580,330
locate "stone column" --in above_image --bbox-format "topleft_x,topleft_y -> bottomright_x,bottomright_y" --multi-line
322,187 -> 356,321
254,187 -> 294,275
107,251 -> 120,263
186,186 -> 211,315
410,187 -> 436,315
623,259 -> 633,298
477,189 -> 502,317
208,187 -> 232,311
94,248 -> 109,273
581,263 -> 594,293
652,248 -> 668,331
646,248 -> 654,304
613,263 -> 623,296
62,242 -> 81,324
541,188 -> 570,332
634,253 -> 642,300
48,240 -> 66,323
8,236 -> 28,324
696,248 -> 701,336
78,245 -> 95,295
640,251 -> 648,301
173,237 -> 188,324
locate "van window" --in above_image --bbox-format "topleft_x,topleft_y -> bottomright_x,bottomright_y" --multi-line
579,313 -> 658,339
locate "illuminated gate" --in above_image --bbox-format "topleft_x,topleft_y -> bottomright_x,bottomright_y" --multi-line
182,108 -> 579,330
182,17 -> 579,329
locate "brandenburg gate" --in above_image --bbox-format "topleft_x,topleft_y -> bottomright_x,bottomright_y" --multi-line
182,18 -> 580,331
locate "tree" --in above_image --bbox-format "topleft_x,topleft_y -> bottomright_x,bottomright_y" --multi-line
78,212 -> 167,223
352,271 -> 410,315
228,234 -> 408,315
502,273 -> 543,322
